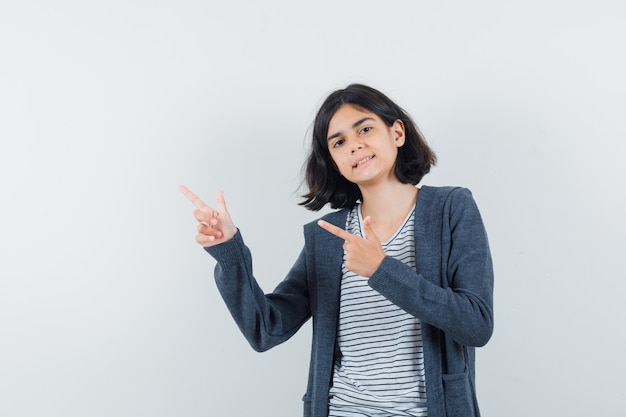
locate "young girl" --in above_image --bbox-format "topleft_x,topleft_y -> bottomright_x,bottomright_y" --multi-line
180,84 -> 494,417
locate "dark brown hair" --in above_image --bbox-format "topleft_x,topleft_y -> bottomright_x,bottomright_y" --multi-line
300,84 -> 436,211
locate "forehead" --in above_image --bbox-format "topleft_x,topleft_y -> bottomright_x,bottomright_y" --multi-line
327,104 -> 379,132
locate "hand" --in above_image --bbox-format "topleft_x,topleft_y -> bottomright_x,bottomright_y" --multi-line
179,185 -> 237,247
317,216 -> 385,278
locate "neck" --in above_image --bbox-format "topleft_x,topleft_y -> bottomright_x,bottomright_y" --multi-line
359,181 -> 419,222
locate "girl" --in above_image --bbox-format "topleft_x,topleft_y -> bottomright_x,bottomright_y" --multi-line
180,84 -> 494,417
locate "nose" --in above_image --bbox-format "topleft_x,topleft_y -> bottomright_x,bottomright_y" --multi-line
349,139 -> 363,154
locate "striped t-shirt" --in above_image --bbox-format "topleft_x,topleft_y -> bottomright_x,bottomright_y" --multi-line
328,204 -> 427,417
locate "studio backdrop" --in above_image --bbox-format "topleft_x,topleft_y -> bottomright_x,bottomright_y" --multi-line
1,1 -> 624,416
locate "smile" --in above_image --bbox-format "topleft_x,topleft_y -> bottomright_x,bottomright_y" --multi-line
353,155 -> 374,168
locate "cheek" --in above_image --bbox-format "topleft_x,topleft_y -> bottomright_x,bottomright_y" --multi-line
335,158 -> 353,173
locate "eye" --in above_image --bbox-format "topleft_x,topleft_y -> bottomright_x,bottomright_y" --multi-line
332,138 -> 345,148
359,126 -> 372,134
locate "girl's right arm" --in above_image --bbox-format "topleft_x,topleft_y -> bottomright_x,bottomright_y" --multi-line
205,231 -> 311,352
181,185 -> 311,351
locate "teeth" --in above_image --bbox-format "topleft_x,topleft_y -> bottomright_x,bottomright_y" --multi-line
355,156 -> 373,167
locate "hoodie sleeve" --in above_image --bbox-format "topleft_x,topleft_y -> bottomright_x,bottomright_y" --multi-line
368,187 -> 494,347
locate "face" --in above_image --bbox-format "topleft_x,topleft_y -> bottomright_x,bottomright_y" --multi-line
326,104 -> 405,187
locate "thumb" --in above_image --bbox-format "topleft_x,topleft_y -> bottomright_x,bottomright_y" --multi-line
216,190 -> 229,216
362,216 -> 380,243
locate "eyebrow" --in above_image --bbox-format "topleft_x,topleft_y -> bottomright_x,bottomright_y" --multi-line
327,117 -> 375,142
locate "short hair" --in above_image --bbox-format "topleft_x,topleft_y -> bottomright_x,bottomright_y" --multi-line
300,83 -> 436,211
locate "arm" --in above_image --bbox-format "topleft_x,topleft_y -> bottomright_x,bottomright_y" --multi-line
205,231 -> 311,352
369,188 -> 494,347
180,185 -> 311,352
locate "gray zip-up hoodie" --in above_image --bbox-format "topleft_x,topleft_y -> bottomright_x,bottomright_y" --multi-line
205,186 -> 494,417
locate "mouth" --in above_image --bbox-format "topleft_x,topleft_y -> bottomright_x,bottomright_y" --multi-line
353,155 -> 374,169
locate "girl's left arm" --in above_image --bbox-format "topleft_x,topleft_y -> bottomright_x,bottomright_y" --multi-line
368,188 -> 494,347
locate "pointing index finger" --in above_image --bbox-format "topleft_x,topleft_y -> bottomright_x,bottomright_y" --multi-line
317,219 -> 354,241
179,184 -> 212,213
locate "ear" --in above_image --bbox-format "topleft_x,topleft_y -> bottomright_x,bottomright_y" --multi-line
391,119 -> 406,147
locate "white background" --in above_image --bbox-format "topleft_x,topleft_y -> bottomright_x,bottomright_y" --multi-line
1,1 -> 625,416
